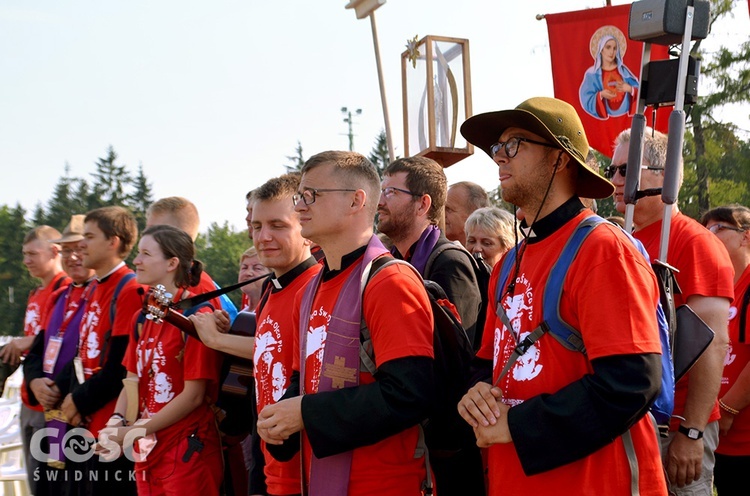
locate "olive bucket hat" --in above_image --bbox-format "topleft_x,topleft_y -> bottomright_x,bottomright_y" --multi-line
50,214 -> 85,243
460,97 -> 614,199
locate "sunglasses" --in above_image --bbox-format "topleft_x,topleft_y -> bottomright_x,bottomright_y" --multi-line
707,224 -> 745,234
604,163 -> 664,179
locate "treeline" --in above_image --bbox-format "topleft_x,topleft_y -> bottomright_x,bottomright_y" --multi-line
0,146 -> 250,336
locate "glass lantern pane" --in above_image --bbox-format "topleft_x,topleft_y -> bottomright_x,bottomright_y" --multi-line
431,40 -> 467,150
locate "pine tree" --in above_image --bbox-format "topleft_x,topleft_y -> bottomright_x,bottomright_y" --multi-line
45,163 -> 79,230
128,163 -> 154,232
368,129 -> 390,178
90,146 -> 132,207
284,141 -> 305,173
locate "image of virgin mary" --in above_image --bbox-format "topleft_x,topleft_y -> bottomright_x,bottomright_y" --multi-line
579,25 -> 639,120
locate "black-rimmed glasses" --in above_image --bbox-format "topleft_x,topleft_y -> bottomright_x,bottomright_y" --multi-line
490,137 -> 558,159
293,188 -> 356,206
380,186 -> 418,199
61,247 -> 83,258
708,224 -> 745,234
604,163 -> 664,179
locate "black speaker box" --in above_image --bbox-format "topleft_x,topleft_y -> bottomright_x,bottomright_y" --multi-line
643,56 -> 701,106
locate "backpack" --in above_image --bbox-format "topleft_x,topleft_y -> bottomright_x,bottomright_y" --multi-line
424,242 -> 491,351
361,255 -> 475,454
495,215 -> 676,428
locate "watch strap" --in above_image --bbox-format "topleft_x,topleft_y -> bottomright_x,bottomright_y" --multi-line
677,424 -> 704,440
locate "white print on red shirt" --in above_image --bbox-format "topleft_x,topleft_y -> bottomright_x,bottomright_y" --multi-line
254,315 -> 289,406
497,273 -> 543,398
24,302 -> 42,336
79,301 -> 102,360
305,305 -> 331,394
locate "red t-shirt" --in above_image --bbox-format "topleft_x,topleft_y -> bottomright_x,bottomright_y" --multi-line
254,264 -> 321,496
21,271 -> 70,409
292,258 -> 434,496
716,264 -> 750,455
477,212 -> 666,496
125,297 -> 221,459
634,212 -> 735,429
78,264 -> 144,435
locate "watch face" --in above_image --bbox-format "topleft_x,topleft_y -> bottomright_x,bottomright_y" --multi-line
688,428 -> 700,439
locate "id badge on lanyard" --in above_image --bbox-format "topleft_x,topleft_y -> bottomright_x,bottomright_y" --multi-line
43,337 -> 64,375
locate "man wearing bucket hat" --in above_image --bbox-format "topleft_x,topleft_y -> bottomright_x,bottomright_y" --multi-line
457,97 -> 667,495
25,214 -> 97,494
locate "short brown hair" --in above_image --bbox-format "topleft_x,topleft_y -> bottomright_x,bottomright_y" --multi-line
384,156 -> 447,224
302,151 -> 381,217
23,225 -> 63,246
147,197 -> 200,240
701,204 -> 750,230
142,224 -> 202,288
85,206 -> 139,258
254,174 -> 301,202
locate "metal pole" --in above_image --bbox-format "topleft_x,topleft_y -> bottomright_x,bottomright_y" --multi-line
369,11 -> 395,162
658,5 -> 695,264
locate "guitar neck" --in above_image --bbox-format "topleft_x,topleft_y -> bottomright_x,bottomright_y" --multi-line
162,309 -> 202,343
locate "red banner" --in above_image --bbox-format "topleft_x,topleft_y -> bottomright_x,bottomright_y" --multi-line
546,4 -> 670,157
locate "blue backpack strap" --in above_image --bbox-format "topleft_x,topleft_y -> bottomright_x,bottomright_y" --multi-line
495,244 -> 521,334
542,216 -> 606,353
110,272 -> 136,325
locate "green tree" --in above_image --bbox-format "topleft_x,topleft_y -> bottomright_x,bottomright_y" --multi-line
128,163 -> 154,232
284,141 -> 305,173
90,145 -> 132,208
45,163 -> 80,230
368,129 -> 390,177
0,204 -> 35,336
194,222 -> 251,308
682,0 -> 750,216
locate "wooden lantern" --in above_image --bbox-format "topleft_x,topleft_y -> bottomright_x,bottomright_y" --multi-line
401,35 -> 473,167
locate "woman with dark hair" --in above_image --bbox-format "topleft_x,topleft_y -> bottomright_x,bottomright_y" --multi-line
701,205 -> 750,495
103,224 -> 223,495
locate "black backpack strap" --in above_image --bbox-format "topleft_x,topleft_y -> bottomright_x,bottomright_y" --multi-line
423,240 -> 478,278
739,286 -> 750,343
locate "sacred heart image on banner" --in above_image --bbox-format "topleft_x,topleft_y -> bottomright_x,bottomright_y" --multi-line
545,4 -> 670,157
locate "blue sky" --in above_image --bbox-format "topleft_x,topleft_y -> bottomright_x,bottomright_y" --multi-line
1,0 -> 747,230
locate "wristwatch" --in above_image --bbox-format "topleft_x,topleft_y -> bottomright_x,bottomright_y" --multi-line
678,424 -> 704,440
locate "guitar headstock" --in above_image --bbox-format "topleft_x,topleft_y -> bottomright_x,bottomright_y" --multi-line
145,284 -> 174,324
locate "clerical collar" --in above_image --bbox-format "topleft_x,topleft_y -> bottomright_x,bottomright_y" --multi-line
270,257 -> 318,291
97,261 -> 126,283
522,196 -> 587,244
322,245 -> 367,281
72,276 -> 96,288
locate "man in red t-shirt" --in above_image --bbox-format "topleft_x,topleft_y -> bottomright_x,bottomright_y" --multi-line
458,97 -> 667,495
56,206 -> 142,496
611,129 -> 733,495
4,225 -> 68,496
194,174 -> 321,496
255,152 -> 434,496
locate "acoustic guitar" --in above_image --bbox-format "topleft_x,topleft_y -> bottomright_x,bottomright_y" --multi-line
144,285 -> 256,397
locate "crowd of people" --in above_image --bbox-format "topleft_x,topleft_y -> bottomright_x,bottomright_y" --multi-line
2,95 -> 748,496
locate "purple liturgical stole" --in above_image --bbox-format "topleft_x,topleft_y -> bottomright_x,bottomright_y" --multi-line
299,235 -> 389,496
394,224 -> 440,275
43,283 -> 92,465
